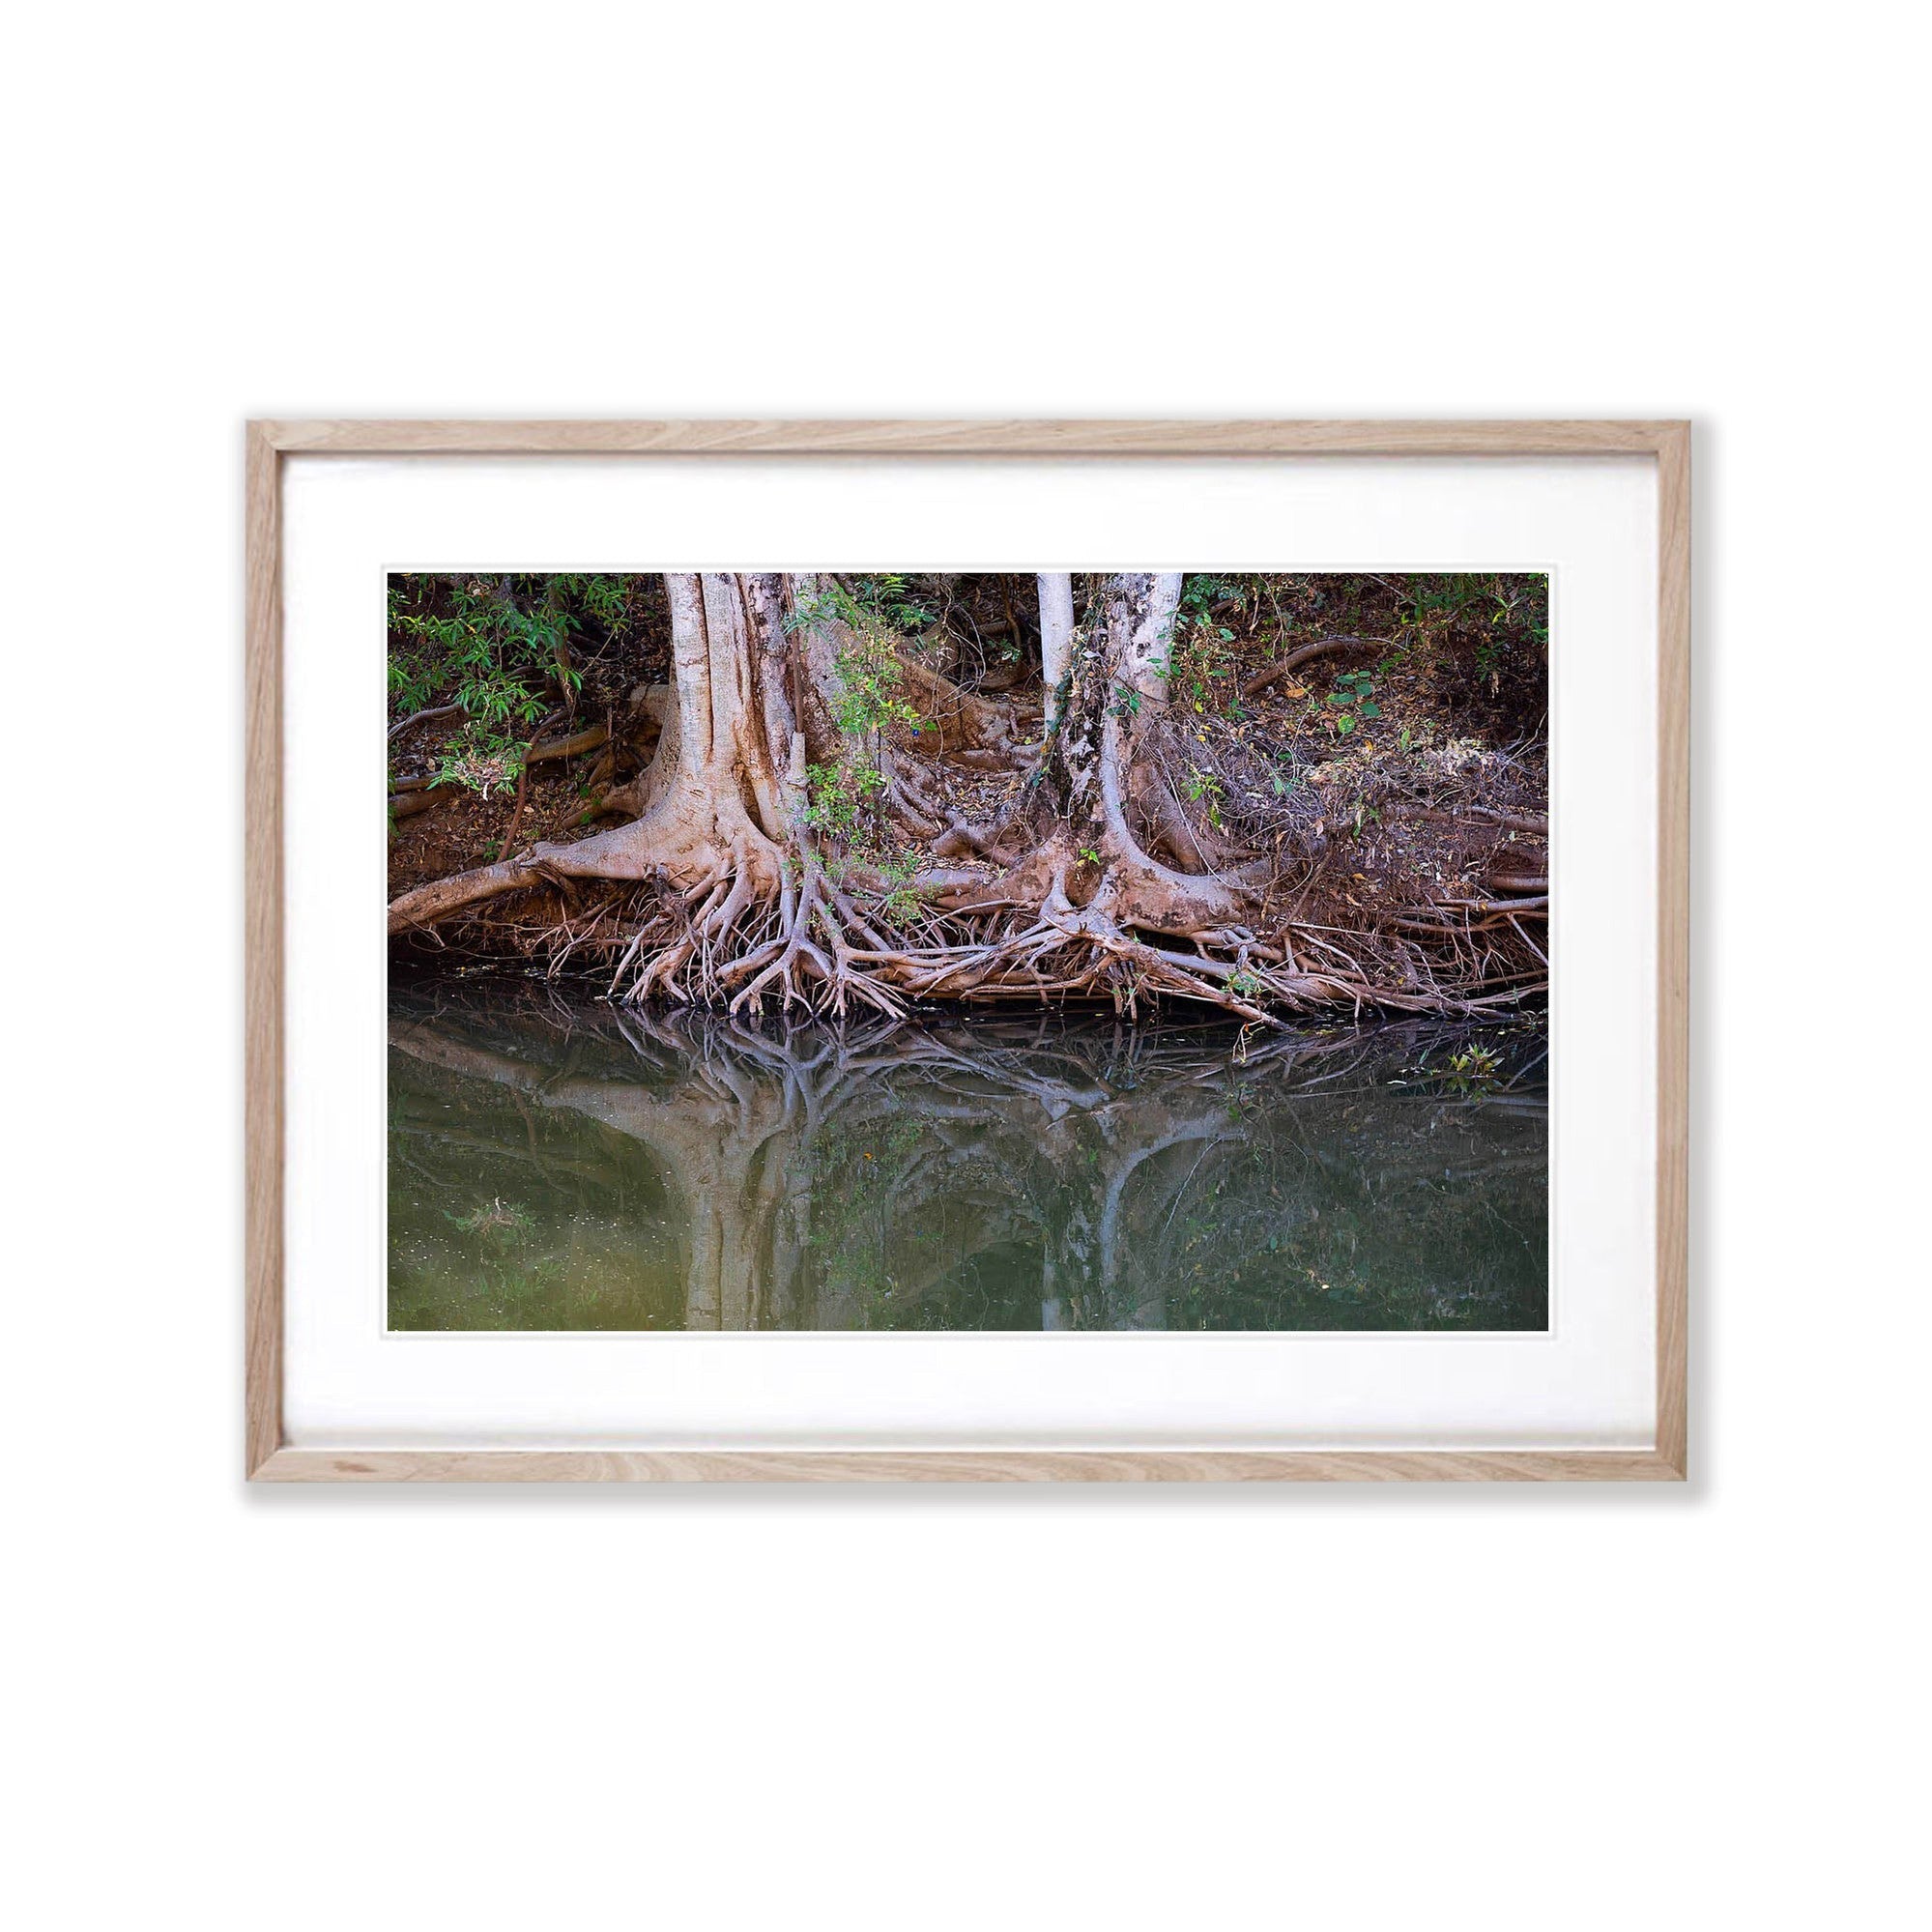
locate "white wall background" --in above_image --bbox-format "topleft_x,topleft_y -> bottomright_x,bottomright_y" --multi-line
6,5 -> 1923,1929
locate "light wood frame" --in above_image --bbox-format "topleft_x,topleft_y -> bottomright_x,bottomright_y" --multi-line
246,418 -> 1689,1483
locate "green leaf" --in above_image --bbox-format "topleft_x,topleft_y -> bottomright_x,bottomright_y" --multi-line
1358,702 -> 1381,719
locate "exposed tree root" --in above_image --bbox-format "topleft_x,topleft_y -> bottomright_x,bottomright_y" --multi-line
389,571 -> 1547,1025
389,785 -> 457,822
1239,634 -> 1385,700
392,822 -> 1537,1025
389,703 -> 461,740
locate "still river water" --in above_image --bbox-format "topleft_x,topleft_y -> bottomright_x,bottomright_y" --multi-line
388,980 -> 1547,1333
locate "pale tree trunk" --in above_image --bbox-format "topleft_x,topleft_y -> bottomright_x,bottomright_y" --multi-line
609,569 -> 793,871
1110,570 -> 1183,710
1038,571 -> 1076,728
388,571 -> 801,934
1022,570 -> 1250,931
386,568 -> 915,1017
912,570 -> 1270,1020
1086,571 -> 1254,932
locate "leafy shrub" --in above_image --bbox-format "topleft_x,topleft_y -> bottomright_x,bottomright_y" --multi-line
1326,667 -> 1381,735
802,760 -> 886,839
388,572 -> 643,792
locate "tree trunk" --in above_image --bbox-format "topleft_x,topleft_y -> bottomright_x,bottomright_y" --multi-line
388,571 -> 798,926
1023,570 -> 1254,934
1038,571 -> 1075,728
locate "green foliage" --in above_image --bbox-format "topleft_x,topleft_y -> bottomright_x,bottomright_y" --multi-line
1161,577 -> 1242,713
388,572 -> 636,793
829,638 -> 920,741
784,573 -> 935,640
1176,574 -> 1245,630
1408,1041 -> 1507,1095
1326,666 -> 1378,735
786,581 -> 925,858
1394,572 -> 1541,637
869,852 -> 926,922
432,731 -> 527,799
802,760 -> 886,838
1182,764 -> 1226,830
389,574 -> 582,721
786,578 -> 929,737
1446,1044 -> 1503,1087
806,840 -> 928,926
1391,572 -> 1548,693
800,769 -> 928,925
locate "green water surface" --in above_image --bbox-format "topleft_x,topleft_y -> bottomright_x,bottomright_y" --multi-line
388,982 -> 1547,1332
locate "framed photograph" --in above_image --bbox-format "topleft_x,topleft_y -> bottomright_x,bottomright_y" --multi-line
246,419 -> 1687,1482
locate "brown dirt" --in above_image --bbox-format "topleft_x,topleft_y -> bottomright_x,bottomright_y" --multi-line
388,717 -> 644,898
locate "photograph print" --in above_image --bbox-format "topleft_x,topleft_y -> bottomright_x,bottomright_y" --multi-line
387,570 -> 1548,1333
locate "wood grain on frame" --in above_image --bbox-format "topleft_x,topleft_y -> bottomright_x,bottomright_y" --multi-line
245,422 -> 283,1477
252,1449 -> 1685,1483
1655,424 -> 1691,1477
245,419 -> 1690,1484
258,418 -> 1684,458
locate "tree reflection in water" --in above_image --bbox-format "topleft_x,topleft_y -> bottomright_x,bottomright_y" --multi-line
388,980 -> 1547,1332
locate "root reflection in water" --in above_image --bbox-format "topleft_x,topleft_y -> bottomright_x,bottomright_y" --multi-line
387,980 -> 1548,1332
